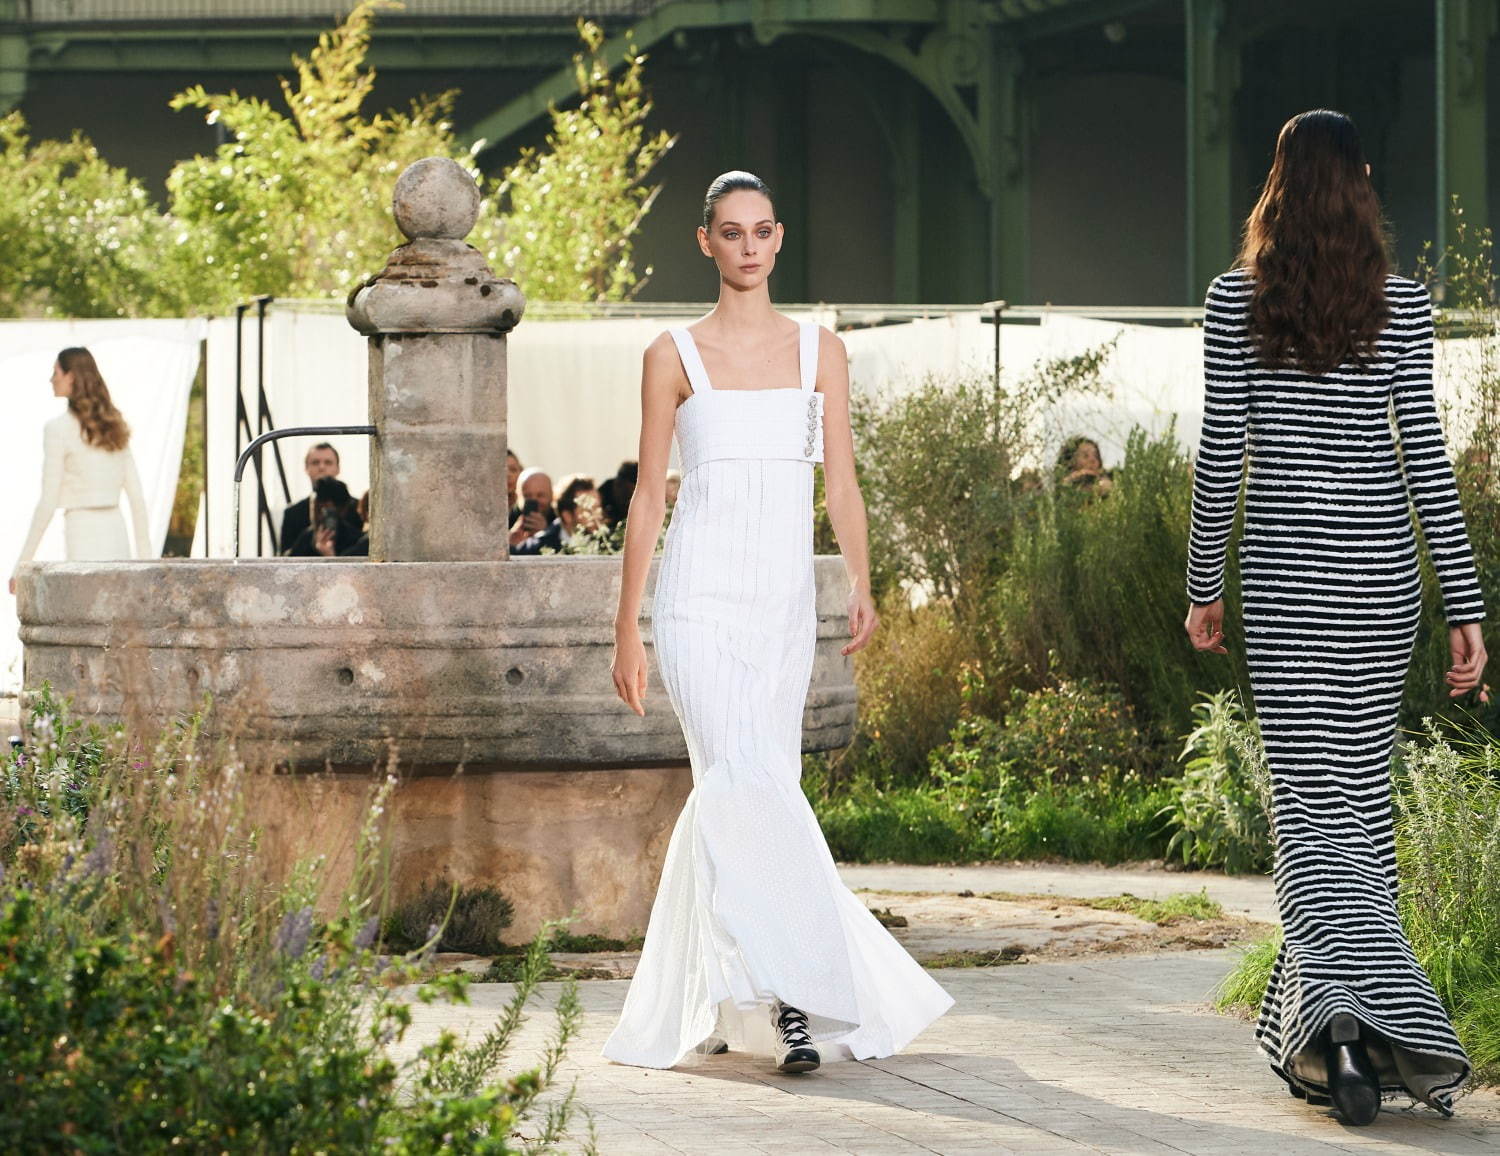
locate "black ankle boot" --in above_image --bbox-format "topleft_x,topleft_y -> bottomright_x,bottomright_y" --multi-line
772,1001 -> 820,1074
1326,1013 -> 1381,1125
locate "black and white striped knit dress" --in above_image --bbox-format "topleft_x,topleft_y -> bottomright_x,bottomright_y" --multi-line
1187,269 -> 1485,1112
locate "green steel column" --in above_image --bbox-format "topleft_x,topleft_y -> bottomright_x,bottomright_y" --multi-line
1436,0 -> 1496,253
0,1 -> 27,113
1185,0 -> 1238,301
985,33 -> 1027,303
892,78 -> 922,302
772,59 -> 809,301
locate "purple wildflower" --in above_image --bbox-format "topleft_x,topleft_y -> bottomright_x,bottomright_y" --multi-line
81,830 -> 113,878
354,915 -> 379,951
275,905 -> 314,960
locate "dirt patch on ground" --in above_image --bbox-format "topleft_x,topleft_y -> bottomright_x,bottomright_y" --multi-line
452,888 -> 1274,981
858,890 -> 1271,966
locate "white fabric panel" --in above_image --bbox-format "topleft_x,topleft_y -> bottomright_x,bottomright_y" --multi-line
204,310 -> 371,558
202,304 -> 1491,560
1,318 -> 202,694
203,308 -> 835,550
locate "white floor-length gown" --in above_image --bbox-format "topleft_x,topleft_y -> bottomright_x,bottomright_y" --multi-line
603,320 -> 953,1070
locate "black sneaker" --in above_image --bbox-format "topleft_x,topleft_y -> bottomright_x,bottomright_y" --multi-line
772,1001 -> 820,1074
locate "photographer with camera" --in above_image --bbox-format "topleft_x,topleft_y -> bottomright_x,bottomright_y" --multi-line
508,467 -> 555,549
282,475 -> 364,557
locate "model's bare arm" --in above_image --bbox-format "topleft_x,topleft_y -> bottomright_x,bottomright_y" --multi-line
817,328 -> 878,656
612,335 -> 685,715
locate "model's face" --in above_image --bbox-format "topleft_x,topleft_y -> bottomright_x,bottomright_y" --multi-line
1073,442 -> 1102,472
305,448 -> 339,481
51,362 -> 73,398
698,190 -> 782,288
521,472 -> 553,507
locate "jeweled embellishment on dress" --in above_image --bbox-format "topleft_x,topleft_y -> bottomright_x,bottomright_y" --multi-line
804,392 -> 822,459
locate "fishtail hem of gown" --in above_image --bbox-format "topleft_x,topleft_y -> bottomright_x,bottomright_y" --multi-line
1257,993 -> 1470,1113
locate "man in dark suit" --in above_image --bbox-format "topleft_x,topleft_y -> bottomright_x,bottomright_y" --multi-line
279,442 -> 340,553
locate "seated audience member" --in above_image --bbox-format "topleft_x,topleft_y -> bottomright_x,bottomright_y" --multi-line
509,466 -> 554,547
507,450 -> 523,521
284,476 -> 363,557
280,442 -> 341,552
665,468 -> 682,507
341,490 -> 371,557
598,460 -> 639,528
513,482 -> 604,555
556,473 -> 597,507
1054,435 -> 1113,495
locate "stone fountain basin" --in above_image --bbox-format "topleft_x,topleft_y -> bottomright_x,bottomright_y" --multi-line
16,554 -> 858,768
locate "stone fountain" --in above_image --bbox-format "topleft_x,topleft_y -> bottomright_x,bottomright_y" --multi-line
16,158 -> 857,937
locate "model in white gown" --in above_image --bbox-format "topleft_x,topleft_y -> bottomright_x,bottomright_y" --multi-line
602,319 -> 954,1070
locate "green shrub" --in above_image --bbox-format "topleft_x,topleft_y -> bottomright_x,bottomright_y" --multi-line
974,770 -> 1175,862
938,676 -> 1155,786
852,351 -> 1110,613
1159,690 -> 1273,873
814,779 -> 975,864
994,426 -> 1249,745
810,762 -> 1174,866
386,877 -> 516,955
0,688 -> 592,1152
841,600 -> 993,785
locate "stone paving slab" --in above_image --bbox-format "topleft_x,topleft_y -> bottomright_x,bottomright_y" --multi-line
395,950 -> 1498,1155
840,863 -> 1280,924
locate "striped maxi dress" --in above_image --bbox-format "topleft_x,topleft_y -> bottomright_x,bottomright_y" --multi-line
1187,269 -> 1485,1111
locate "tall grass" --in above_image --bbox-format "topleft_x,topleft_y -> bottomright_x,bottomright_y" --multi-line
0,686 -> 593,1152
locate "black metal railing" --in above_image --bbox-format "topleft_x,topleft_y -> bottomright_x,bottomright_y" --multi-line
232,425 -> 376,558
19,0 -> 658,21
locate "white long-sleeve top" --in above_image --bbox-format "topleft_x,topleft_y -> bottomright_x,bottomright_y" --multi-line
12,411 -> 151,575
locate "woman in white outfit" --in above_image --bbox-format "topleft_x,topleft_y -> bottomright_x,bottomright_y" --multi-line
8,347 -> 150,595
606,171 -> 953,1074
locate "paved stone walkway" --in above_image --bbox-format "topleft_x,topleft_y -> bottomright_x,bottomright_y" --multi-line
399,950 -> 1499,1155
840,863 -> 1280,924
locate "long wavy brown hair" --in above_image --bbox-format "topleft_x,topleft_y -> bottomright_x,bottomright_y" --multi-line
1236,109 -> 1391,375
59,347 -> 131,452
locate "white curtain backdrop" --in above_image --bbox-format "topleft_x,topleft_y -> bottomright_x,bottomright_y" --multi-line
203,306 -> 835,555
202,303 -> 1491,560
2,319 -> 203,694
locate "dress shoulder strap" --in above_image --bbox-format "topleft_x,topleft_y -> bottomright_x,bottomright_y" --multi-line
667,327 -> 713,394
798,321 -> 819,392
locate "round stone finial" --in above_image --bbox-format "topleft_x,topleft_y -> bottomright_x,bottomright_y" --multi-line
392,157 -> 481,241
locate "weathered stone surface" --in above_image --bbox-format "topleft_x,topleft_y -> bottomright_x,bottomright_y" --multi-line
392,157 -> 481,241
253,763 -> 693,939
17,555 -> 859,766
368,333 -> 508,562
347,158 -> 523,337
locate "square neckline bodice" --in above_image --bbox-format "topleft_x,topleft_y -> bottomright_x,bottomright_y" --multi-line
669,320 -> 820,399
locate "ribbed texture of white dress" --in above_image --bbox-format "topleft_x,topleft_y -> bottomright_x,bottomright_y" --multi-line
1187,271 -> 1483,1112
602,321 -> 954,1070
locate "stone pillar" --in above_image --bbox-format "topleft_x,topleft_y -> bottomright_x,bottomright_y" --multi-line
347,157 -> 525,562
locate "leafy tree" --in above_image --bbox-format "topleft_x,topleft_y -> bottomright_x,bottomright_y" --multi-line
165,0 -> 456,310
0,113 -> 179,317
487,19 -> 677,303
0,3 -> 674,317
